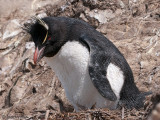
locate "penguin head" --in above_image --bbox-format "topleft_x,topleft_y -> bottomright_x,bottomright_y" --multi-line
27,17 -> 67,64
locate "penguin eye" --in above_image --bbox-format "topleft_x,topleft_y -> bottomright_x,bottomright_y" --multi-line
48,37 -> 51,40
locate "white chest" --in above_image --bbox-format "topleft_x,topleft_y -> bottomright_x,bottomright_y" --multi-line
44,41 -> 95,108
45,41 -> 90,89
44,41 -> 120,110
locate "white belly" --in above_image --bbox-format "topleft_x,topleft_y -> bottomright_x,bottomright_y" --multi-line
44,41 -> 119,111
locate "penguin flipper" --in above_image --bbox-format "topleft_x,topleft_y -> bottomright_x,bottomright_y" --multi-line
80,34 -> 117,101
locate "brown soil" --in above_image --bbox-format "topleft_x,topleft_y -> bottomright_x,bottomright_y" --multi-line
0,0 -> 160,120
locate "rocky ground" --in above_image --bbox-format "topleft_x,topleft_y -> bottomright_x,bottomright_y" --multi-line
0,0 -> 160,119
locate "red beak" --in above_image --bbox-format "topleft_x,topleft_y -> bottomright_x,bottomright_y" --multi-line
34,47 -> 45,64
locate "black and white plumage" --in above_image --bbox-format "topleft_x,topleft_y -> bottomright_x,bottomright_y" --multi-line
26,16 -> 151,111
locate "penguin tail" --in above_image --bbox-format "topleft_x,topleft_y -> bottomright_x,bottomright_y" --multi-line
119,91 -> 152,109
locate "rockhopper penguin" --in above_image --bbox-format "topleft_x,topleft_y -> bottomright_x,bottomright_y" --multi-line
26,16 -> 150,111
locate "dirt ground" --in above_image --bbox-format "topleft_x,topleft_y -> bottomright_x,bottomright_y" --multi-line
0,0 -> 160,120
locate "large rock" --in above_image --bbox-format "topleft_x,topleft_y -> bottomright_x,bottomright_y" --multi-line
2,19 -> 21,40
86,9 -> 115,24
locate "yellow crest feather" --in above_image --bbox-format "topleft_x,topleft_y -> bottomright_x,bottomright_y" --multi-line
42,31 -> 48,44
32,16 -> 49,44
